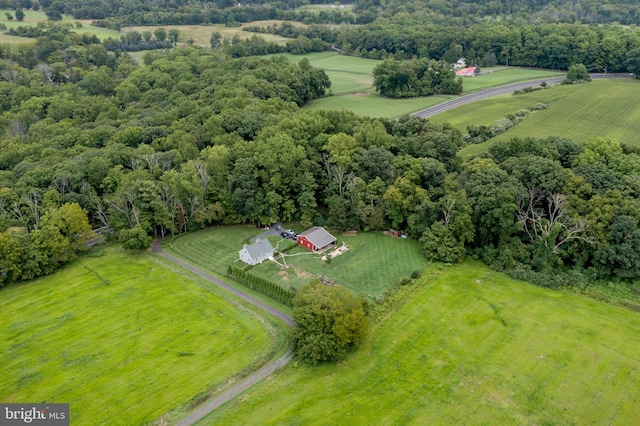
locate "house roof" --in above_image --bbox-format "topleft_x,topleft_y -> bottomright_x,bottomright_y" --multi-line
243,238 -> 274,260
299,227 -> 336,248
455,66 -> 477,76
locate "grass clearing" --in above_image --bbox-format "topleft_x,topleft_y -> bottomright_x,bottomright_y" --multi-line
165,225 -> 265,275
0,10 -> 121,41
202,261 -> 640,425
461,68 -> 564,92
0,246 -> 280,425
123,21 -> 301,47
168,226 -> 427,298
274,53 -> 567,118
452,79 -> 640,157
252,232 -> 428,297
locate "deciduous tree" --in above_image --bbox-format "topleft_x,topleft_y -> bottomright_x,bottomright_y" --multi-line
292,282 -> 368,365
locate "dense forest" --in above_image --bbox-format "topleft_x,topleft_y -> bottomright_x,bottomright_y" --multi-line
0,1 -> 639,301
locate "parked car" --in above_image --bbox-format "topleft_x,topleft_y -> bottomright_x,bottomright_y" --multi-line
280,230 -> 297,240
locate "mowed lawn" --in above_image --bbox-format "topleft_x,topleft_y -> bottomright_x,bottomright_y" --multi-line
0,247 -> 279,425
252,232 -> 428,297
447,78 -> 640,157
202,262 -> 640,425
165,225 -> 266,275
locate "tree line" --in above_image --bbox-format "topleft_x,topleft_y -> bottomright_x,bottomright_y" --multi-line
0,39 -> 638,297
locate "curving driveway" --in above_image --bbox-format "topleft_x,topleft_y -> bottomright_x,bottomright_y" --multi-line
151,239 -> 294,425
411,73 -> 630,120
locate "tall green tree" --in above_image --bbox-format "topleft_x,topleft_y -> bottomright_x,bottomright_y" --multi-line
292,282 -> 368,365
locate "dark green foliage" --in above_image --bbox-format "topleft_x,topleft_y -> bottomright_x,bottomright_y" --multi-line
594,216 -> 640,279
292,282 -> 368,365
373,58 -> 462,98
118,225 -> 151,250
563,64 -> 591,84
227,264 -> 295,306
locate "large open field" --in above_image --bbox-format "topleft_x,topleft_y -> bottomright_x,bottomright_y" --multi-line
278,53 -> 565,118
450,78 -> 640,157
252,232 -> 428,297
0,246 -> 282,425
202,261 -> 640,425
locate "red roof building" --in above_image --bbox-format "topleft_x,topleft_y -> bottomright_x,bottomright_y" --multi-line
297,227 -> 337,252
455,66 -> 478,77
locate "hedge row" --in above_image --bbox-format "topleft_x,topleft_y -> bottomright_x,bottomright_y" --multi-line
227,264 -> 296,307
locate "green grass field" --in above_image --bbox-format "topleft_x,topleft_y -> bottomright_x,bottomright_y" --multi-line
0,246 -> 281,425
124,20 -> 300,47
452,78 -> 640,157
165,225 -> 266,275
252,232 -> 428,297
277,53 -> 566,118
202,261 -> 640,425
167,226 -> 427,298
461,68 -> 564,92
0,10 -> 121,42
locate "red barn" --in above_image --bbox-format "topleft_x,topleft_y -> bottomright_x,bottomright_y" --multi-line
297,227 -> 337,253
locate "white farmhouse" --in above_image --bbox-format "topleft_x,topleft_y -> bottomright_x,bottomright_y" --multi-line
239,238 -> 274,266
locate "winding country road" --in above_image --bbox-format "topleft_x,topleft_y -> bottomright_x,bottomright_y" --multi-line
411,73 -> 628,120
151,240 -> 294,425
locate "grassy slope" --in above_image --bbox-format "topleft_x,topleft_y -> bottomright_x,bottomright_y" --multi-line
252,232 -> 428,297
0,246 -> 280,425
445,79 -> 640,157
203,262 -> 640,425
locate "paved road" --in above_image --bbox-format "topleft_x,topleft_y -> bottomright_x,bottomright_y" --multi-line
151,239 -> 294,425
411,73 -> 630,120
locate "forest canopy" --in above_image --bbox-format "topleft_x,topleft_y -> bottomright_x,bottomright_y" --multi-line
0,1 -> 639,303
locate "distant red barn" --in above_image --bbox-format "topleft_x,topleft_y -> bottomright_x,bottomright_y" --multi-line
455,66 -> 478,77
297,227 -> 337,252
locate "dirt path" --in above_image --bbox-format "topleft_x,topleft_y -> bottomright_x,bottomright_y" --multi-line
151,239 -> 294,425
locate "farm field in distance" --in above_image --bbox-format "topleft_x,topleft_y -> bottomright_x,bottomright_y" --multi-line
123,20 -> 303,47
202,261 -> 640,425
0,246 -> 280,425
0,10 -> 121,42
276,52 -> 566,118
448,78 -> 640,157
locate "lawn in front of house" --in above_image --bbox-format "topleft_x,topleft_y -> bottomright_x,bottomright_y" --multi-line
251,231 -> 428,298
